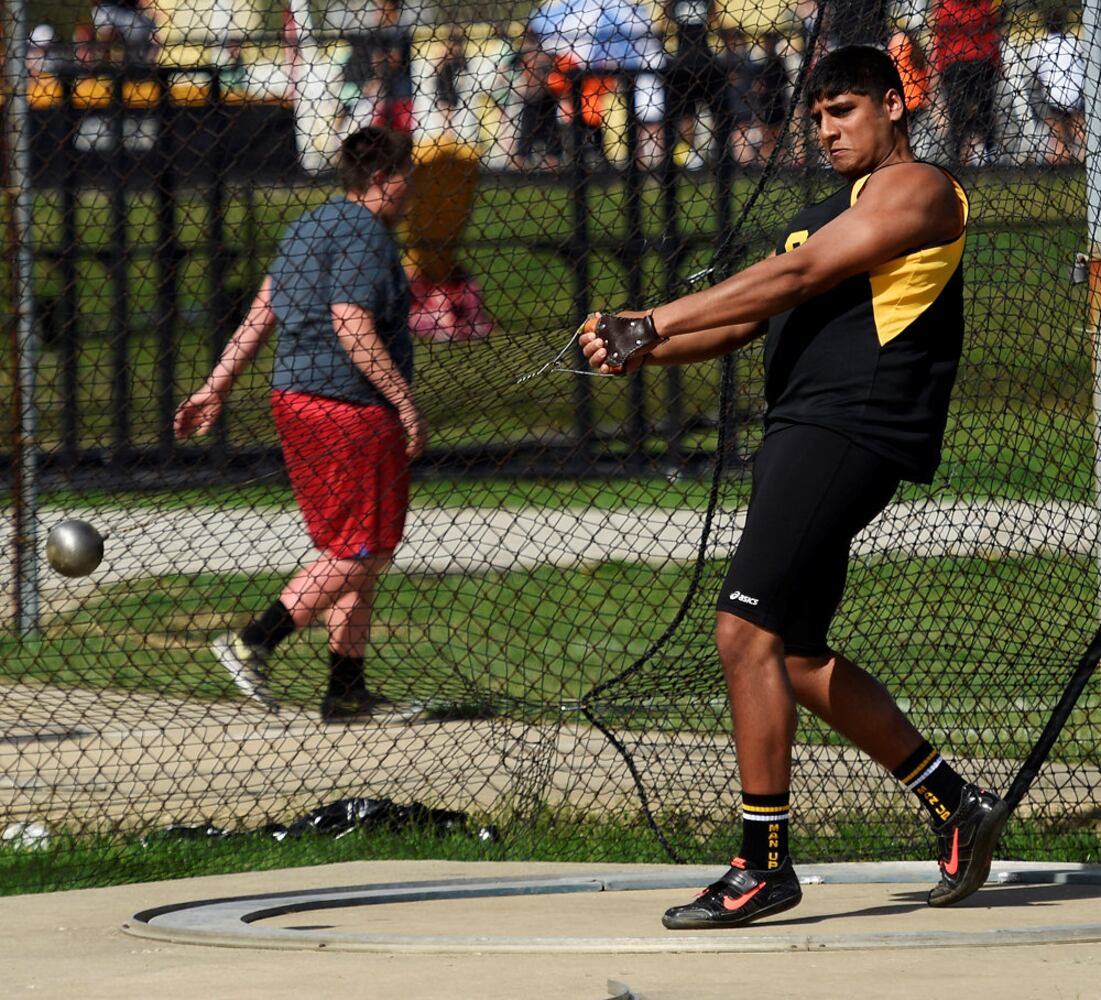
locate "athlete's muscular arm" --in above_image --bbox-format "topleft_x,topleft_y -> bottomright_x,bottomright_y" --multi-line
651,163 -> 964,339
332,301 -> 425,458
581,252 -> 776,372
645,320 -> 768,365
581,318 -> 767,374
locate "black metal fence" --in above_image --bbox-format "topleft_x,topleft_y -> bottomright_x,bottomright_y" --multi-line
4,63 -> 757,492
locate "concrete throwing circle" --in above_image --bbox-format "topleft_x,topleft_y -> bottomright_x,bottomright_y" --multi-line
124,861 -> 1101,954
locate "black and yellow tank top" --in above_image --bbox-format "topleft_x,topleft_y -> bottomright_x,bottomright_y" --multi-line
764,166 -> 968,483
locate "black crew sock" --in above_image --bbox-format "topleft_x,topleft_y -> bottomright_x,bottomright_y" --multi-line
892,740 -> 967,824
737,791 -> 790,871
241,600 -> 295,653
327,650 -> 366,698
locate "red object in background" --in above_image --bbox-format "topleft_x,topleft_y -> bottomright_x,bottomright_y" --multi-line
930,0 -> 1002,72
547,53 -> 615,128
270,391 -> 410,558
408,269 -> 495,342
373,96 -> 414,134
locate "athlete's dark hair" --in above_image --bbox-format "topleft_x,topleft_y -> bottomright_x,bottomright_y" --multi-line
339,127 -> 413,193
804,45 -> 908,131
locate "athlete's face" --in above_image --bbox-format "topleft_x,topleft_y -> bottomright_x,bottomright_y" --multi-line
809,89 -> 906,179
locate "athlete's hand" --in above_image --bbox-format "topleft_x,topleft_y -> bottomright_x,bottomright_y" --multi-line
174,384 -> 225,439
579,311 -> 652,375
398,399 -> 426,459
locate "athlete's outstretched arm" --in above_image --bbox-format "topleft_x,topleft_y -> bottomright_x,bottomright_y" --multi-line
651,163 -> 964,339
580,319 -> 767,374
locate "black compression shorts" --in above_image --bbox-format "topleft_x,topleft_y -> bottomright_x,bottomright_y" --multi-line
717,423 -> 902,656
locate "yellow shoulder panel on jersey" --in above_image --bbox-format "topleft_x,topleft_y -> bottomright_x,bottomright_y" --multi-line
859,171 -> 969,346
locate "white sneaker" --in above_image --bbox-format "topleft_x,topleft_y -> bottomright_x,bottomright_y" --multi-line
212,634 -> 279,713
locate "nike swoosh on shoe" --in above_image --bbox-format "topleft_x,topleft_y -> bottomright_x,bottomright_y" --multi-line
943,827 -> 961,876
722,881 -> 766,911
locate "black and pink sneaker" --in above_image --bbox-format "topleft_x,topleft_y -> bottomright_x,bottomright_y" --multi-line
928,784 -> 1009,907
662,856 -> 803,930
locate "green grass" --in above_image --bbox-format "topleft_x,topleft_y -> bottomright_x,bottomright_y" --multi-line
0,561 -> 697,711
17,473 -> 736,514
0,811 -> 671,896
2,807 -> 1096,897
3,551 -> 1097,758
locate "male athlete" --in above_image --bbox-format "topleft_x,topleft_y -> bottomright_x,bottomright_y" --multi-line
580,46 -> 1008,927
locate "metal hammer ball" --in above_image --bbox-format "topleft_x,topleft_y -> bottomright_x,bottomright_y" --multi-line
45,519 -> 105,577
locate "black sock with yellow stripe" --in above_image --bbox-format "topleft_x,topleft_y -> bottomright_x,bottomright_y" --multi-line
892,740 -> 966,824
738,791 -> 790,870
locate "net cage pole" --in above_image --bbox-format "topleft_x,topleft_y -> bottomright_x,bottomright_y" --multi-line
2,0 -> 40,635
1086,0 -> 1101,614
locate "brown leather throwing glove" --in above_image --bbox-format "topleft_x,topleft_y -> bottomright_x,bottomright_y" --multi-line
596,313 -> 665,369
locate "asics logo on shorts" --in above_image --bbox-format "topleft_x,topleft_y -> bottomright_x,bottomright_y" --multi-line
728,590 -> 760,606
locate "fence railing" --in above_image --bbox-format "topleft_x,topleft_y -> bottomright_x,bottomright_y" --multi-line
4,64 -> 772,492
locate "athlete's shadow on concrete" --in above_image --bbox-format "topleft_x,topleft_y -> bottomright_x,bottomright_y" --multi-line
760,883 -> 1101,927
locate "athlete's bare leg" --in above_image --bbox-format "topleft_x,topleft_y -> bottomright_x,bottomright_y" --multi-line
785,651 -> 924,769
715,611 -> 796,793
716,613 -> 925,786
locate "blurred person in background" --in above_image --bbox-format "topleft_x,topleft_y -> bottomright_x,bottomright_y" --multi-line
629,57 -> 668,169
717,24 -> 759,165
72,19 -> 107,71
509,27 -> 565,169
664,0 -> 725,170
1025,6 -> 1085,164
175,128 -> 424,725
432,26 -> 469,134
92,0 -> 159,67
594,0 -> 668,171
784,0 -> 820,51
215,37 -> 249,95
748,31 -> 791,164
929,0 -> 1004,165
26,24 -> 62,115
340,0 -> 415,135
27,24 -> 61,77
375,0 -> 414,125
887,25 -> 932,149
717,27 -> 791,168
342,42 -> 414,136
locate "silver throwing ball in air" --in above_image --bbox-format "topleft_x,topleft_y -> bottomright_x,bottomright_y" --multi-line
45,519 -> 105,577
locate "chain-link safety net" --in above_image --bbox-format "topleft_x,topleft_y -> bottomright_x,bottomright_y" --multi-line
2,0 -> 1100,892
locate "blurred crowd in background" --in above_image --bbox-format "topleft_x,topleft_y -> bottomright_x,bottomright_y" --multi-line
22,0 -> 1087,169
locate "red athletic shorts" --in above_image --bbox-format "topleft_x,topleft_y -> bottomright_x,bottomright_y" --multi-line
270,390 -> 410,560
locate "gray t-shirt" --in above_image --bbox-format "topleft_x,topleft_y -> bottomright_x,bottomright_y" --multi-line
269,197 -> 412,408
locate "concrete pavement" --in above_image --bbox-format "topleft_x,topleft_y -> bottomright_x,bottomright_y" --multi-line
4,859 -> 1101,1000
